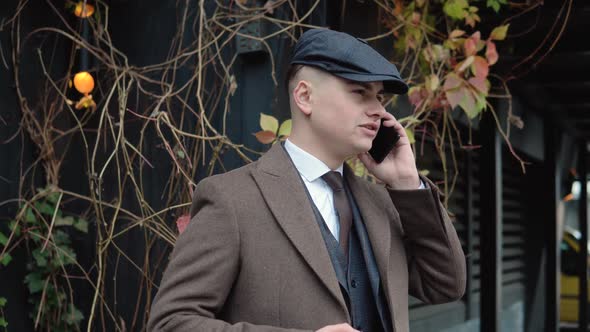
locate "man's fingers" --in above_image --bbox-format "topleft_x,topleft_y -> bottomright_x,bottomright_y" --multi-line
358,152 -> 376,167
380,114 -> 407,139
315,323 -> 360,332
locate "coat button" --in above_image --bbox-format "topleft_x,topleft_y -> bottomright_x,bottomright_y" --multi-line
351,280 -> 357,288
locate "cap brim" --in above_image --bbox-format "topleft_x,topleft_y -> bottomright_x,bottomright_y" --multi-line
334,72 -> 409,95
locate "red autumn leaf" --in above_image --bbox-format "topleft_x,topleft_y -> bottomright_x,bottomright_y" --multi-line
468,76 -> 489,94
471,31 -> 481,43
408,87 -> 425,106
444,73 -> 464,109
176,214 -> 190,234
393,0 -> 403,15
486,41 -> 498,65
443,73 -> 463,91
445,88 -> 463,109
464,38 -> 477,56
254,130 -> 276,144
471,56 -> 489,78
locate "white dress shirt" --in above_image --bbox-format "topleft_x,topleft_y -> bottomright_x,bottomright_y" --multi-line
284,139 -> 343,240
284,139 -> 426,241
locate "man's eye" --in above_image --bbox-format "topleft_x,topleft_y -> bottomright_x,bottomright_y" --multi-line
353,90 -> 366,96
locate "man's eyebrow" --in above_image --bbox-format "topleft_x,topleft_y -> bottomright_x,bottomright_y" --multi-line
346,81 -> 384,94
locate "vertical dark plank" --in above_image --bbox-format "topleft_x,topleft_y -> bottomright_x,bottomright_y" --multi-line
543,118 -> 558,331
465,150 -> 474,319
479,115 -> 502,332
579,141 -> 588,331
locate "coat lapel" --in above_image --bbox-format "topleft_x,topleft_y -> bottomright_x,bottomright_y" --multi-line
344,166 -> 392,291
250,144 -> 349,316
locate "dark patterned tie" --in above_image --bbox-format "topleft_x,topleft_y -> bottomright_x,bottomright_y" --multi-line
322,171 -> 353,257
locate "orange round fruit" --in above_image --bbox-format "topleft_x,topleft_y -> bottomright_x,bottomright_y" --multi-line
73,71 -> 95,95
74,2 -> 95,18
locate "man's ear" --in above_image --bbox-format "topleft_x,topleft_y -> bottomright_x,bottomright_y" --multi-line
292,80 -> 313,116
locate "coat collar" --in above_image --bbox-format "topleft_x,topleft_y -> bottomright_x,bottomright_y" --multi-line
251,143 -> 393,317
251,143 -> 348,315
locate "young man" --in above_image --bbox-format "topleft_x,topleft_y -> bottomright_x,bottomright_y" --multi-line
148,29 -> 466,332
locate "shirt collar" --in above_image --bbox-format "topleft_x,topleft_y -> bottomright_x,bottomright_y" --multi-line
284,139 -> 344,182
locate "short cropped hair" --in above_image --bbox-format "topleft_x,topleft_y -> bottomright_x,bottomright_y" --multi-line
284,64 -> 304,94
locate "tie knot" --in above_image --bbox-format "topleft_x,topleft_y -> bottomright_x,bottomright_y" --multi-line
322,171 -> 344,191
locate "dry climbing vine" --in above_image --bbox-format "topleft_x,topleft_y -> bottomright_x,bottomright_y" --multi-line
0,0 -> 570,330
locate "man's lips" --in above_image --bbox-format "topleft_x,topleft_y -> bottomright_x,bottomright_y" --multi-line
359,122 -> 379,132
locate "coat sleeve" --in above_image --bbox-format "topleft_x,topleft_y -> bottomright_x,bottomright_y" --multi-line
147,177 -> 312,332
387,175 -> 466,304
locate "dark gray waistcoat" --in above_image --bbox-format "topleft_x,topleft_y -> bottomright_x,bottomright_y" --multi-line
303,181 -> 393,332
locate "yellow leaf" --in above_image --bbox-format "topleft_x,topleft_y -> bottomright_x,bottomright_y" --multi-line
259,113 -> 279,133
449,29 -> 465,39
277,119 -> 292,137
490,24 -> 509,41
405,128 -> 415,144
426,74 -> 439,92
229,75 -> 237,96
457,55 -> 474,73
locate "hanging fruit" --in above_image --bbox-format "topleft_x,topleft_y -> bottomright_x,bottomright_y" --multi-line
73,71 -> 94,96
73,1 -> 95,18
71,71 -> 96,111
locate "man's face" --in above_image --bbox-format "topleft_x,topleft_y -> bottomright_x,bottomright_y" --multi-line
309,74 -> 386,160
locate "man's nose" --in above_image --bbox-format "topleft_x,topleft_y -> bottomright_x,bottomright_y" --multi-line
366,102 -> 385,119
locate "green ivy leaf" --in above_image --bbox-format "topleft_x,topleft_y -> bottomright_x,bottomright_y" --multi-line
0,297 -> 6,306
65,304 -> 84,325
25,272 -> 45,293
54,245 -> 77,267
443,0 -> 469,20
0,253 -> 12,267
0,317 -> 7,328
9,220 -> 21,237
32,248 -> 48,267
0,232 -> 8,247
486,0 -> 506,13
35,202 -> 55,216
46,191 -> 61,204
55,216 -> 75,227
53,230 -> 71,246
25,208 -> 36,224
74,218 -> 88,234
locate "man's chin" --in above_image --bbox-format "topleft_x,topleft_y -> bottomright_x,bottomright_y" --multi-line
350,145 -> 372,157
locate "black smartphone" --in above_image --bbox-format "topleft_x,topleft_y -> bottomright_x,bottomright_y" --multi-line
368,120 -> 400,163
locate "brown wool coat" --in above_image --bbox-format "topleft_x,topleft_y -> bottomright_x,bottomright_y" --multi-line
147,143 -> 466,332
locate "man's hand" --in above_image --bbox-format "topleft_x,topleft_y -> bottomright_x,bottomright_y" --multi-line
316,323 -> 360,332
358,112 -> 420,190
